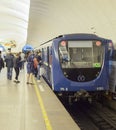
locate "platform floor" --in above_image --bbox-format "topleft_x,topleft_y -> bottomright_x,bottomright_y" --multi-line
0,67 -> 80,130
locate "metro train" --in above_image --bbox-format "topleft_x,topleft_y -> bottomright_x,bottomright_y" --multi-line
109,49 -> 116,99
36,33 -> 114,102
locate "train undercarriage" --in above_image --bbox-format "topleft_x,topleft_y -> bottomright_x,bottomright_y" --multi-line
56,90 -> 109,104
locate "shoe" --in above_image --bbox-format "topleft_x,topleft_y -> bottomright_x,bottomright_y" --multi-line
29,82 -> 34,85
14,80 -> 17,82
26,82 -> 34,85
16,81 -> 20,83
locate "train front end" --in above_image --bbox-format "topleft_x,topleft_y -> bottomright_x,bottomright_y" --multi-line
52,34 -> 113,99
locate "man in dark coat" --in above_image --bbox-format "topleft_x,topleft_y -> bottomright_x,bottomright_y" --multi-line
13,53 -> 21,83
0,51 -> 4,72
5,49 -> 14,80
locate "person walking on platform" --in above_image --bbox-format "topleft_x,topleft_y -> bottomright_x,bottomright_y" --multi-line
0,51 -> 4,73
36,51 -> 42,82
5,49 -> 14,80
13,53 -> 21,83
26,51 -> 34,84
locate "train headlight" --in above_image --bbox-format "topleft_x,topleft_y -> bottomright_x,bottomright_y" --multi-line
96,87 -> 104,90
96,41 -> 101,46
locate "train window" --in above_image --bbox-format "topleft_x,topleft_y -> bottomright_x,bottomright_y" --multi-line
59,40 -> 104,69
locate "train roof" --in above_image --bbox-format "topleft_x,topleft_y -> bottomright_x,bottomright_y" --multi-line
58,33 -> 111,41
39,33 -> 112,47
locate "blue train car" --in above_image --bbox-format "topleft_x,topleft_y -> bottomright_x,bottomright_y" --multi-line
37,33 -> 114,101
109,49 -> 116,99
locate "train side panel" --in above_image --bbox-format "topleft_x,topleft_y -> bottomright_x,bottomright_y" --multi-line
109,50 -> 116,95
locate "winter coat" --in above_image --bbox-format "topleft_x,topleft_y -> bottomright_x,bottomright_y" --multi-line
13,56 -> 21,68
5,53 -> 14,68
0,57 -> 4,70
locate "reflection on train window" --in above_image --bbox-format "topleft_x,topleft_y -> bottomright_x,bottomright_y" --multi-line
59,40 -> 104,68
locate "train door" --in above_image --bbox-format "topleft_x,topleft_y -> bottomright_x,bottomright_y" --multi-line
47,46 -> 52,83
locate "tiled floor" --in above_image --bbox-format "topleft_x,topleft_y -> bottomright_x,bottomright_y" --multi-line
0,67 -> 80,130
0,68 -> 46,130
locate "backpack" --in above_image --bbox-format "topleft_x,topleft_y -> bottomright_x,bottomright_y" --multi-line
33,57 -> 38,68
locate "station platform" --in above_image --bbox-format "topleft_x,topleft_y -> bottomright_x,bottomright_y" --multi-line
0,67 -> 80,130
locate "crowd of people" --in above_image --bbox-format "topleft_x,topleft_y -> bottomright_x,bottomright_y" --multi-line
0,49 -> 42,84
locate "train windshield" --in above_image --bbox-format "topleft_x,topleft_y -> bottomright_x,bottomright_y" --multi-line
59,40 -> 104,82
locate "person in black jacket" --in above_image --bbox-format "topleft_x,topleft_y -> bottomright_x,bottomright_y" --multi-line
0,51 -> 4,72
13,53 -> 21,83
5,49 -> 14,80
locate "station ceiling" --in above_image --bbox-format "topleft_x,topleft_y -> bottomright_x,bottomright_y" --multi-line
0,0 -> 30,52
27,0 -> 116,48
0,0 -> 116,52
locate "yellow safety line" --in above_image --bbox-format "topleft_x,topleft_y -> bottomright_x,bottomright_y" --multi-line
32,76 -> 52,130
